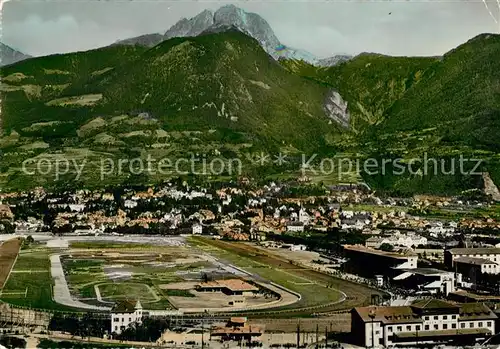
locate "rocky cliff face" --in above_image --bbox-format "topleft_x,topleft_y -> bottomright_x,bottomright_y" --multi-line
323,90 -> 350,128
483,172 -> 500,201
317,55 -> 352,67
165,9 -> 214,39
213,5 -> 280,49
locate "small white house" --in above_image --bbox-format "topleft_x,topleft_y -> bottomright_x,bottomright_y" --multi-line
289,244 -> 307,251
111,300 -> 143,334
192,223 -> 203,235
124,200 -> 138,209
287,222 -> 305,232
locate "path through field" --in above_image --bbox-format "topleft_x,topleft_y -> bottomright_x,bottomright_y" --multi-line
50,254 -> 111,311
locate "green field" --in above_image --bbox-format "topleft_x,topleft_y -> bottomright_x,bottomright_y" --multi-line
62,254 -> 177,310
69,241 -> 157,249
0,248 -> 78,311
59,241 -> 219,310
98,282 -> 158,302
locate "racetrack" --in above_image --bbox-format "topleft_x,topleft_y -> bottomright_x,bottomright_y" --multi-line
50,255 -> 111,311
190,237 -> 386,316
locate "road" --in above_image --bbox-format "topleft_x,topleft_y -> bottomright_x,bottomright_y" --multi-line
50,254 -> 111,311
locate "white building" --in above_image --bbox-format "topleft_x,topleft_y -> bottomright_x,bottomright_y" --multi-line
192,223 -> 203,235
445,247 -> 500,269
351,300 -> 497,347
366,233 -> 428,249
298,208 -> 311,225
289,244 -> 307,251
124,200 -> 138,209
287,222 -> 305,233
427,221 -> 456,236
455,257 -> 500,275
111,300 -> 143,334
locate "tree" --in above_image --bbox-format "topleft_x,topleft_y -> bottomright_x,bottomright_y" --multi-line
379,243 -> 394,252
116,318 -> 171,342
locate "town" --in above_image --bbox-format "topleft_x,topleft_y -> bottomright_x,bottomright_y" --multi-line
0,179 -> 500,348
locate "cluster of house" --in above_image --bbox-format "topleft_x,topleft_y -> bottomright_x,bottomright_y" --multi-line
365,232 -> 428,249
2,183 -> 500,253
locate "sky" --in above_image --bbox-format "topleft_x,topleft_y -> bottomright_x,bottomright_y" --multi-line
2,0 -> 500,58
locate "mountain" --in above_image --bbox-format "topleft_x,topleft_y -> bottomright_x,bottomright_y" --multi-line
317,55 -> 353,67
0,30 -> 343,191
280,53 -> 438,131
2,26 -> 500,196
115,4 -> 323,65
280,33 -> 500,196
112,33 -> 164,47
379,34 -> 500,152
0,43 -> 31,67
164,9 -> 215,39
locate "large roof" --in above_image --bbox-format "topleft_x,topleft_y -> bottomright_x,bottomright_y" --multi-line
343,244 -> 417,258
111,299 -> 140,313
197,279 -> 259,292
459,303 -> 498,320
212,324 -> 265,336
353,302 -> 497,324
411,299 -> 459,311
454,256 -> 497,266
230,317 -> 248,324
403,268 -> 453,276
395,328 -> 491,339
448,247 -> 500,255
353,306 -> 422,324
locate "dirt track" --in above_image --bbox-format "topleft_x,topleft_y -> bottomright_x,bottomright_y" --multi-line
194,238 -> 386,315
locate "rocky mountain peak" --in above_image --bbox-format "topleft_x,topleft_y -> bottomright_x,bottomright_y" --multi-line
0,43 -> 32,67
114,5 -> 348,66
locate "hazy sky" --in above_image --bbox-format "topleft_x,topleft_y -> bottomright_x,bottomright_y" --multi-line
3,0 -> 500,58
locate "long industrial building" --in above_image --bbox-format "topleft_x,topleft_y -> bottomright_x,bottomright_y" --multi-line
343,244 -> 418,280
351,300 -> 497,347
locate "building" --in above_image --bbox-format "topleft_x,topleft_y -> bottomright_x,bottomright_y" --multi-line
111,300 -> 143,334
192,223 -> 203,235
228,296 -> 246,307
444,247 -> 500,269
0,204 -> 14,221
298,208 -> 311,225
195,279 -> 259,296
343,245 -> 418,279
351,300 -> 497,347
289,244 -> 307,251
286,222 -> 305,232
454,257 -> 500,286
211,317 -> 264,343
365,233 -> 428,249
393,268 -> 455,295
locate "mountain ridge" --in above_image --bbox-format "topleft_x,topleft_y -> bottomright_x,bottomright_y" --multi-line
0,30 -> 344,190
113,4 -> 348,66
1,31 -> 500,196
